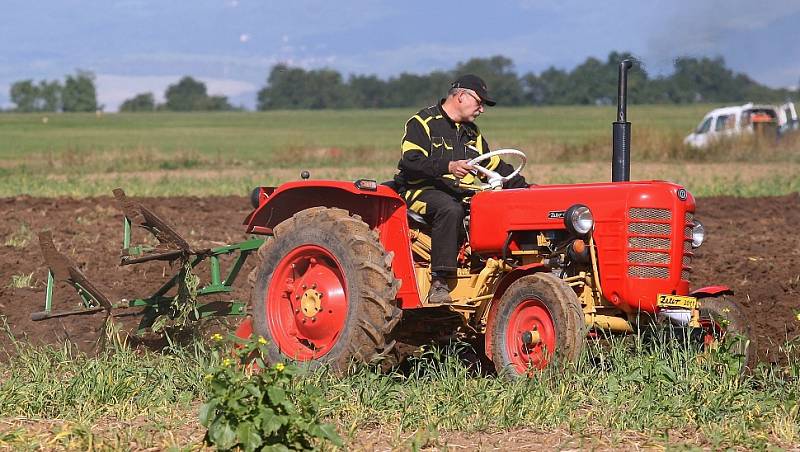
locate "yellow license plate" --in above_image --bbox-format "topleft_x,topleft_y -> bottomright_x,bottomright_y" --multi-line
657,294 -> 698,309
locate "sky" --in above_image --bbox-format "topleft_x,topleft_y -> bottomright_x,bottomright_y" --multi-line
1,0 -> 798,111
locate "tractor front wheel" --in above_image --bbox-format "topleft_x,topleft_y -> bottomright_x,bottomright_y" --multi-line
250,207 -> 401,371
488,273 -> 584,377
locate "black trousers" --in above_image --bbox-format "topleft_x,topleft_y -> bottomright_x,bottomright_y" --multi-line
406,189 -> 465,275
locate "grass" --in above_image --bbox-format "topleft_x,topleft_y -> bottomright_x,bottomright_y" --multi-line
0,106 -> 797,197
8,273 -> 35,289
1,321 -> 800,449
4,223 -> 33,248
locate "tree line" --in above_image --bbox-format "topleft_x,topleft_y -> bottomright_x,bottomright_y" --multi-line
6,51 -> 798,112
257,52 -> 797,109
9,71 -> 100,112
6,73 -> 236,113
120,76 -> 235,112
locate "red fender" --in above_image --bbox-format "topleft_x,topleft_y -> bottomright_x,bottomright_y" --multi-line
484,263 -> 548,360
690,285 -> 734,298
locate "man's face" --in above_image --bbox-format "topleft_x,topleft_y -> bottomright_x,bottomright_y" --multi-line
458,89 -> 485,122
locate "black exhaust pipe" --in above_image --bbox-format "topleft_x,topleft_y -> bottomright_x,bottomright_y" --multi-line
612,59 -> 633,182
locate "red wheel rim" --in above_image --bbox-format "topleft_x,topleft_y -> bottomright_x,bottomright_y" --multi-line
265,245 -> 347,360
505,298 -> 557,373
700,318 -> 725,348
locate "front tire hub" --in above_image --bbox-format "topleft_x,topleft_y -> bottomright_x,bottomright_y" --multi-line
507,300 -> 555,371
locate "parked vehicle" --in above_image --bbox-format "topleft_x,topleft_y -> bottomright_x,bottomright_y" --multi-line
684,102 -> 797,148
777,102 -> 799,135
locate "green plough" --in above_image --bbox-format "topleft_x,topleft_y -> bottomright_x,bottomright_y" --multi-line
34,188 -> 263,333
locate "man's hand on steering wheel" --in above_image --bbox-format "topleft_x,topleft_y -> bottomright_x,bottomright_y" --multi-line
448,160 -> 475,179
464,148 -> 527,190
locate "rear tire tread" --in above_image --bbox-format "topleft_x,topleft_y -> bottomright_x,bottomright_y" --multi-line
250,207 -> 402,370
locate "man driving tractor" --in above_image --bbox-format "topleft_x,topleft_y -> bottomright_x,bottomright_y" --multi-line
394,74 -> 528,304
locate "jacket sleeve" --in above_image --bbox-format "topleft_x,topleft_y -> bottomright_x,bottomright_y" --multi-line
397,117 -> 450,179
478,136 -> 528,188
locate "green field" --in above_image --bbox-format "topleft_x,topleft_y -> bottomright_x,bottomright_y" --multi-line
1,105 -> 798,197
2,332 -> 799,449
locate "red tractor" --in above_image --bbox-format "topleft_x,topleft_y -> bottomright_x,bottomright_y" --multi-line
235,61 -> 754,376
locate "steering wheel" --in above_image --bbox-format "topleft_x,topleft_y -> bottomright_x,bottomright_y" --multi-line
465,147 -> 527,190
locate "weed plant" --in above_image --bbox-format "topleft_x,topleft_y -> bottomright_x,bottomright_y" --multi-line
200,334 -> 342,451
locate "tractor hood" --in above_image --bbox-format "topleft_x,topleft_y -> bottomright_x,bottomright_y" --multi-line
470,180 -> 697,313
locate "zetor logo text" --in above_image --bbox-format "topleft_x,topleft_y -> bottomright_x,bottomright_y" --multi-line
548,211 -> 565,219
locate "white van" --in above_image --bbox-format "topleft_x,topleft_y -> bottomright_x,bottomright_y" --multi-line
684,102 -> 797,148
777,102 -> 799,135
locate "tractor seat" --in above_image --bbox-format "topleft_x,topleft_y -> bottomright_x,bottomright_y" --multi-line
381,180 -> 430,227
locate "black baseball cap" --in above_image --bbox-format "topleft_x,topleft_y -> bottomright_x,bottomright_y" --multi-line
451,74 -> 496,106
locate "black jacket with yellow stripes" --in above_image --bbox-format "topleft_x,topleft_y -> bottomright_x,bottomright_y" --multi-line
394,101 -> 527,202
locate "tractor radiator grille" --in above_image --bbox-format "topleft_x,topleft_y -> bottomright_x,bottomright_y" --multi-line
627,207 -> 675,279
630,208 -> 672,220
629,237 -> 670,249
626,208 -> 695,281
628,266 -> 670,279
628,223 -> 671,235
628,251 -> 670,264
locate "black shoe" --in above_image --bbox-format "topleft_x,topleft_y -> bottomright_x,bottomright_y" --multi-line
427,278 -> 452,304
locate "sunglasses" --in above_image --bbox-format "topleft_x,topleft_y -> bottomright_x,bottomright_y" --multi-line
460,90 -> 483,107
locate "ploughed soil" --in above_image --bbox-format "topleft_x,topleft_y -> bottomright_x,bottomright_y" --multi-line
1,193 -> 798,362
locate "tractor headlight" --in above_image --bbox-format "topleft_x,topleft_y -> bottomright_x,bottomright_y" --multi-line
692,220 -> 705,248
565,204 -> 593,236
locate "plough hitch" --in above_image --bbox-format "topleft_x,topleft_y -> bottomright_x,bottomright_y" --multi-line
33,188 -> 264,333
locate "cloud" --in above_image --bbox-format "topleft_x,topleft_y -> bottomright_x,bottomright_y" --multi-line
108,52 -> 291,72
647,1 -> 800,57
95,74 -> 256,112
751,64 -> 800,90
328,37 -> 559,79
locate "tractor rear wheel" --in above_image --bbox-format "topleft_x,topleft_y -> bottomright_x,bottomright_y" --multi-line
250,207 -> 402,371
696,297 -> 756,372
489,273 -> 585,377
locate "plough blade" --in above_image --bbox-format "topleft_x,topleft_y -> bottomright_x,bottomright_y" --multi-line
33,231 -> 112,321
113,188 -> 210,265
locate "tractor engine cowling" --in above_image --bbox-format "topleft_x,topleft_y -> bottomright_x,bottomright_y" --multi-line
469,180 -> 696,314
